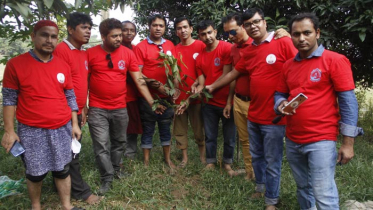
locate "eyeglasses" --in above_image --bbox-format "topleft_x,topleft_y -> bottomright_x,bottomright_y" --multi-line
223,29 -> 238,37
106,54 -> 113,68
157,45 -> 164,53
244,19 -> 263,28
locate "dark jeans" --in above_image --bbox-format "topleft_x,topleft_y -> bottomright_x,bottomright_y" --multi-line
124,134 -> 138,159
138,98 -> 174,149
69,115 -> 92,200
88,107 -> 128,183
202,104 -> 236,164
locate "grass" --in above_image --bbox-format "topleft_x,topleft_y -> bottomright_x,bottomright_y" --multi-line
1,104 -> 373,209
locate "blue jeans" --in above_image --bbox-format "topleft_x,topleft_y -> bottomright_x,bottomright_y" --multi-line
247,120 -> 285,205
138,98 -> 174,148
286,138 -> 339,210
202,104 -> 236,164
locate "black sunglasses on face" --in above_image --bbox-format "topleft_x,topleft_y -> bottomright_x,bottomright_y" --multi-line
223,29 -> 238,37
106,54 -> 113,68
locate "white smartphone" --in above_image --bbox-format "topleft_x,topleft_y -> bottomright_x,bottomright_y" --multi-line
282,93 -> 308,113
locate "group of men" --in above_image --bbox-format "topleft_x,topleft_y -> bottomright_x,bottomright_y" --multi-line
1,7 -> 363,210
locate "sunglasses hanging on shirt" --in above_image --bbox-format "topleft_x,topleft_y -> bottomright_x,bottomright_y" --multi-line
106,54 -> 113,68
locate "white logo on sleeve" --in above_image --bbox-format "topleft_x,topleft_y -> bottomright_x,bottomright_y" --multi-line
57,73 -> 65,83
193,53 -> 199,60
166,51 -> 172,56
266,54 -> 276,64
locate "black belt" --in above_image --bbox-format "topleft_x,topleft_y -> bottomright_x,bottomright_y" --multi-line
235,93 -> 251,102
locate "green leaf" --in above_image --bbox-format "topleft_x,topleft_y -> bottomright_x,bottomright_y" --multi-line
43,0 -> 54,9
359,32 -> 366,42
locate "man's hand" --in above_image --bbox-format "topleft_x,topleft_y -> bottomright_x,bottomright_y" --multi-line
172,89 -> 181,103
205,85 -> 213,94
1,131 -> 20,153
175,100 -> 190,115
157,85 -> 168,96
337,136 -> 355,165
274,28 -> 291,39
277,100 -> 295,115
81,106 -> 89,127
154,104 -> 167,115
72,124 -> 82,140
223,104 -> 232,119
191,82 -> 199,93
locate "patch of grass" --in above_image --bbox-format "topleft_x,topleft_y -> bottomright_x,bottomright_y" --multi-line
0,121 -> 372,209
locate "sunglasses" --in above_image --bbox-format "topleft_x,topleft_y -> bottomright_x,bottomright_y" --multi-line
223,29 -> 238,37
157,45 -> 164,53
106,54 -> 113,68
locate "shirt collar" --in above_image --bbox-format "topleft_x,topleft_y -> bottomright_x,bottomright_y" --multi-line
146,36 -> 166,45
29,49 -> 53,63
252,31 -> 274,46
294,44 -> 325,61
237,38 -> 251,48
63,39 -> 84,50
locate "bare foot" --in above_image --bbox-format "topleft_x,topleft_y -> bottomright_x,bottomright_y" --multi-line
245,171 -> 255,180
204,163 -> 215,170
250,192 -> 264,200
224,164 -> 245,177
85,194 -> 103,205
178,160 -> 187,168
144,160 -> 149,168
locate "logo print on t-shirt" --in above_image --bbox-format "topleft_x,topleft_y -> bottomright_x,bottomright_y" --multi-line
310,68 -> 322,82
85,60 -> 88,70
57,73 -> 65,84
193,53 -> 199,60
118,60 -> 126,70
266,54 -> 276,64
214,58 -> 221,66
166,51 -> 172,56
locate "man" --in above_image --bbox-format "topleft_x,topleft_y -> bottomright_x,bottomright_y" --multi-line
275,13 -> 363,210
1,20 -> 81,210
133,14 -> 176,169
121,20 -> 141,160
222,13 -> 290,181
193,19 -> 238,176
206,8 -> 297,209
87,18 -> 163,195
54,12 -> 101,204
173,17 -> 206,167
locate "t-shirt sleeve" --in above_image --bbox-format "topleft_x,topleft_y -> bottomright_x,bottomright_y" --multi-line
133,44 -> 145,66
330,55 -> 355,91
221,43 -> 232,65
64,65 -> 74,90
2,61 -> 19,90
234,57 -> 246,73
128,50 -> 140,72
196,55 -> 203,76
86,48 -> 93,74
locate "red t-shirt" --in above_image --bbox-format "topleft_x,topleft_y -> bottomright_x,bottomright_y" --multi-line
3,53 -> 74,129
231,38 -> 252,97
277,49 -> 355,144
134,38 -> 175,98
235,35 -> 297,124
125,45 -> 138,102
54,41 -> 88,115
87,45 -> 139,109
175,40 -> 205,104
196,41 -> 232,108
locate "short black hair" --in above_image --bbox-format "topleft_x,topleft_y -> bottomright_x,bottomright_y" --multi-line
242,8 -> 264,21
67,12 -> 93,29
122,20 -> 137,33
148,14 -> 167,27
99,18 -> 122,37
196,20 -> 215,33
222,13 -> 243,26
174,16 -> 192,29
288,13 -> 319,33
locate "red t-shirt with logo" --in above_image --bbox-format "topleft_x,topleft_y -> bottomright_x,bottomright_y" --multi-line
87,45 -> 139,109
3,53 -> 74,129
175,40 -> 205,104
54,42 -> 88,115
196,41 -> 232,108
134,39 -> 175,98
231,38 -> 252,97
235,35 -> 297,124
277,50 -> 355,144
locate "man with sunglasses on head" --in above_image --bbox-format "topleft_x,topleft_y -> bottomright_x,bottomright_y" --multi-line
54,12 -> 101,205
221,13 -> 290,181
121,21 -> 141,160
173,16 -> 206,168
133,14 -> 176,169
206,8 -> 297,210
86,18 -> 164,195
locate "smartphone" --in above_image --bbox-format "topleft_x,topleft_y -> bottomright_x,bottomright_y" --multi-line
10,141 -> 25,157
282,93 -> 308,113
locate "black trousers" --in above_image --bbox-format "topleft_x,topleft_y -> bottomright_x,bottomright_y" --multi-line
69,114 -> 92,200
